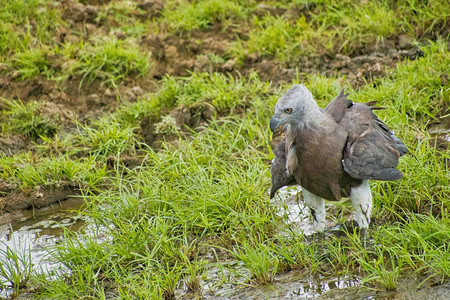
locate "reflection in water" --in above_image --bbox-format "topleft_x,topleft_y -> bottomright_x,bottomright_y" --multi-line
289,276 -> 360,298
193,187 -> 362,299
1,187 -> 362,298
0,197 -> 87,296
271,185 -> 321,236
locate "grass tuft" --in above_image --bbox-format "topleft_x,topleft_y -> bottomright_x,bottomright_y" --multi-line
77,117 -> 140,158
233,241 -> 279,284
0,3 -> 448,296
12,47 -> 53,80
163,0 -> 247,31
1,98 -> 61,139
155,71 -> 271,113
0,152 -> 106,190
0,239 -> 33,295
0,0 -> 60,58
74,38 -> 151,88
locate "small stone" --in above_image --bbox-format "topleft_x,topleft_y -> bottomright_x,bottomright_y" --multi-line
388,49 -> 398,58
335,54 -> 351,68
398,34 -> 413,49
123,89 -> 137,102
222,59 -> 236,72
115,29 -> 126,40
194,55 -> 210,72
257,4 -> 286,15
64,34 -> 79,43
11,71 -> 20,80
0,63 -> 8,72
86,94 -> 100,106
131,86 -> 144,97
165,45 -> 178,59
104,88 -> 115,98
201,104 -> 215,121
137,0 -> 165,16
247,53 -> 258,63
440,73 -> 448,86
85,23 -> 97,37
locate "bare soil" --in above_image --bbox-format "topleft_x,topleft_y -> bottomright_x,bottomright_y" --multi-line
0,183 -> 80,214
0,0 -> 445,212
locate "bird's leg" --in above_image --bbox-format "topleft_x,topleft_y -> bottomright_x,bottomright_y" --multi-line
302,189 -> 326,232
350,180 -> 372,238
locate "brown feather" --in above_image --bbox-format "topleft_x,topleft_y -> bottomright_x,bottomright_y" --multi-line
270,86 -> 408,201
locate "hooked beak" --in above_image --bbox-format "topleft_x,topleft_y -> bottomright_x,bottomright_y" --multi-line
270,116 -> 284,133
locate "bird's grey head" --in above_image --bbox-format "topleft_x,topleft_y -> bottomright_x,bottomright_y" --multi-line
270,84 -> 320,132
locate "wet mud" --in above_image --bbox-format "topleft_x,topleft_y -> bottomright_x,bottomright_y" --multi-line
176,187 -> 449,299
0,197 -> 86,297
0,184 -> 80,214
1,0 -> 443,213
1,188 -> 449,299
0,0 -> 448,298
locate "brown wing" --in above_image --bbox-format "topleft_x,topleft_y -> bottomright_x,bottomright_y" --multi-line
342,104 -> 405,181
270,124 -> 296,198
270,139 -> 296,198
324,88 -> 351,123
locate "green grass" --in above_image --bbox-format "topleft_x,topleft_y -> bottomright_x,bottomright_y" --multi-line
300,41 -> 450,218
353,213 -> 450,290
0,41 -> 447,298
74,38 -> 151,88
162,0 -> 249,32
1,99 -> 61,139
0,41 -> 443,297
0,1 -> 448,298
95,1 -> 149,38
239,14 -> 320,62
231,0 -> 449,62
352,41 -> 449,125
76,117 -> 140,158
0,0 -> 60,58
111,71 -> 273,131
0,239 -> 33,295
233,240 -> 279,284
313,0 -> 397,54
156,71 -> 272,113
12,47 -> 53,80
0,152 -> 106,190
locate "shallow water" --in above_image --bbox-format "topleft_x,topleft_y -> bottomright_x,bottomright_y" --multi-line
0,197 -> 87,296
191,256 -> 360,299
271,185 -> 343,235
1,186 -> 359,298
173,186 -> 364,299
208,272 -> 360,299
1,190 -> 448,299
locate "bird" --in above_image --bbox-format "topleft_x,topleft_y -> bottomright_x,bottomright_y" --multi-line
269,123 -> 296,199
269,85 -> 408,235
269,92 -> 355,198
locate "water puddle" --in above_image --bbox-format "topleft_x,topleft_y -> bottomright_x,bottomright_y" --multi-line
0,197 -> 87,296
177,260 -> 360,299
0,186 -> 361,298
173,187 -> 363,299
4,186 -> 446,299
271,185 -> 342,235
283,274 -> 360,299
212,272 -> 359,299
271,185 -> 316,234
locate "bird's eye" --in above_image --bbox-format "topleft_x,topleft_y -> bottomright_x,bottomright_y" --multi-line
285,108 -> 293,114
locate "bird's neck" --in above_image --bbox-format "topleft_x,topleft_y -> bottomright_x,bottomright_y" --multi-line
295,106 -> 326,132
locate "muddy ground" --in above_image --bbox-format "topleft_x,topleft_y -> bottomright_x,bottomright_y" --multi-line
0,1 -> 449,299
0,1 -> 448,217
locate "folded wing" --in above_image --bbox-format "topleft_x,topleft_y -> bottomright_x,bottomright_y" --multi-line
270,124 -> 296,198
342,103 -> 407,181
